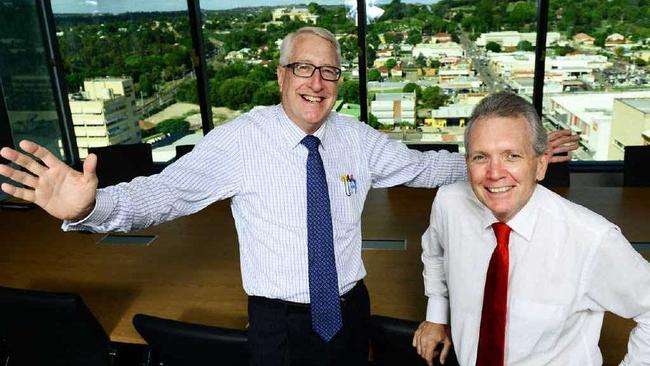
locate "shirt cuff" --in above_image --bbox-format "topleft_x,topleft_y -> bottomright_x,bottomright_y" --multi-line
61,190 -> 113,231
426,296 -> 450,324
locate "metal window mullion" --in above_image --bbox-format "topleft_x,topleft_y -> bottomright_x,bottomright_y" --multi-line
38,0 -> 80,167
532,0 -> 550,117
356,0 -> 368,123
187,0 -> 213,132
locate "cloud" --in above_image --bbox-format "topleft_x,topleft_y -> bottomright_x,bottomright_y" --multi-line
84,0 -> 98,6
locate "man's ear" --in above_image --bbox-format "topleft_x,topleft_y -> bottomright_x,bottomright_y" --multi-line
535,152 -> 550,182
277,65 -> 285,89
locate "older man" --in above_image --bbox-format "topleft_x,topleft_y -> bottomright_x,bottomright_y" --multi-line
1,28 -> 576,365
413,92 -> 650,366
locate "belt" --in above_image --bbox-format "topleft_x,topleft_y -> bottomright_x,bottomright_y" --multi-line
249,280 -> 365,313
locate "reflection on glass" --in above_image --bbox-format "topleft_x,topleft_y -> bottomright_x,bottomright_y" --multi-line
52,1 -> 199,163
201,0 -> 358,129
363,1 -> 538,153
543,0 -> 650,161
0,1 -> 66,161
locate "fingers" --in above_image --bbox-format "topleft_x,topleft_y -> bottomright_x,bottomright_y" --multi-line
83,153 -> 97,178
439,338 -> 452,364
0,183 -> 36,203
549,154 -> 571,163
0,164 -> 38,188
1,146 -> 47,177
19,140 -> 63,169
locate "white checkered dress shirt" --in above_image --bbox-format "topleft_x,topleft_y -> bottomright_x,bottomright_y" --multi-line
64,104 -> 467,302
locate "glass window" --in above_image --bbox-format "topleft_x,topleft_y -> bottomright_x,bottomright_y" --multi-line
52,0 -> 199,163
364,0 -> 536,153
201,1 -> 359,127
543,0 -> 650,161
0,1 -> 69,161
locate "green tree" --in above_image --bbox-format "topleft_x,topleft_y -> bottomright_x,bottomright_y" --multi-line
486,41 -> 502,53
368,112 -> 382,129
368,69 -> 381,81
517,40 -> 534,52
338,80 -> 360,104
252,82 -> 281,106
156,118 -> 190,136
175,81 -> 198,104
385,58 -> 397,70
634,58 -> 648,67
416,53 -> 428,68
421,86 -> 449,109
407,29 -> 422,45
403,82 -> 422,98
217,77 -> 260,110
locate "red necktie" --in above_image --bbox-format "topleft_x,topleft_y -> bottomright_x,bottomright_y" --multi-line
476,222 -> 511,366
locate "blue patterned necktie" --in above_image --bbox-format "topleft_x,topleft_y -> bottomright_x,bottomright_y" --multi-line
301,135 -> 343,342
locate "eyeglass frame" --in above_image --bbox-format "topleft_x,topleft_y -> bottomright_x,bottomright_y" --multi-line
283,62 -> 342,82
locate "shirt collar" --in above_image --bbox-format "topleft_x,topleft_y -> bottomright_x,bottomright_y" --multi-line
477,184 -> 541,242
275,104 -> 333,151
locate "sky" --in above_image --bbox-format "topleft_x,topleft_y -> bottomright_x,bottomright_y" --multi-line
52,0 -> 434,14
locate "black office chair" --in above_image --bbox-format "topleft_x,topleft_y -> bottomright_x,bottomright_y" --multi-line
624,145 -> 650,187
540,160 -> 570,187
133,313 -> 248,366
88,143 -> 154,188
175,144 -> 194,160
369,315 -> 458,366
407,143 -> 460,153
0,286 -> 115,366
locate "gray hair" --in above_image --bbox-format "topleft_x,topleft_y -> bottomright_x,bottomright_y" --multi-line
464,92 -> 548,156
279,27 -> 341,67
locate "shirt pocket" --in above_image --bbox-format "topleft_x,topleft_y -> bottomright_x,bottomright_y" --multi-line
507,296 -> 567,359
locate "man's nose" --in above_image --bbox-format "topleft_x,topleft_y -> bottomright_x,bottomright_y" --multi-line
486,159 -> 505,179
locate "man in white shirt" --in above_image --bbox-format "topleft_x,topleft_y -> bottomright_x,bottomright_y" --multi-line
413,92 -> 650,366
0,27 -> 578,365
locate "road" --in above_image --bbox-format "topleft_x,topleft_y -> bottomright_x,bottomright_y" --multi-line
457,29 -> 505,93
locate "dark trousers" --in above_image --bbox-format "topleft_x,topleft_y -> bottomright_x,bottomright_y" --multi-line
247,280 -> 370,366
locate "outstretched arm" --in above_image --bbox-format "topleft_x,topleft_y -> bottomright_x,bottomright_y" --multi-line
547,129 -> 580,163
0,140 -> 98,221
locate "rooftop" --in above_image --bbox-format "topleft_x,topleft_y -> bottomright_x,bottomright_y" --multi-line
619,98 -> 650,114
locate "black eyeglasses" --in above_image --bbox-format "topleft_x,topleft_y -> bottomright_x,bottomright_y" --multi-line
284,62 -> 342,82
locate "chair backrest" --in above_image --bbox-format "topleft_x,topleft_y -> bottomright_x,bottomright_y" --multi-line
88,143 -> 154,188
540,160 -> 570,187
624,145 -> 650,187
133,313 -> 248,366
175,144 -> 194,160
0,286 -> 112,366
369,315 -> 458,366
407,143 -> 460,153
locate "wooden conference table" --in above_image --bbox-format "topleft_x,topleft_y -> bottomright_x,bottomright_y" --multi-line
1,186 -> 649,365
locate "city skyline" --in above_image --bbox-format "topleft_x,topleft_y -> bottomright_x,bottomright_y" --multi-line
52,0 -> 432,14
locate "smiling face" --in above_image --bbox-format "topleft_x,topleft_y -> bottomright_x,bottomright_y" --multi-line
466,115 -> 549,223
277,33 -> 340,134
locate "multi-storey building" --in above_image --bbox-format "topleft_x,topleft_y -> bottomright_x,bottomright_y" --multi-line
609,98 -> 650,160
69,77 -> 140,158
370,92 -> 416,127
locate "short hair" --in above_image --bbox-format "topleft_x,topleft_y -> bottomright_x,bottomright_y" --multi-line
279,27 -> 341,67
464,92 -> 548,156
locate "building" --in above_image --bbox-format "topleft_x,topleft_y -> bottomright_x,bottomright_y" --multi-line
370,92 -> 416,127
572,32 -> 595,46
412,42 -> 464,59
608,98 -> 650,160
547,91 -> 650,160
69,78 -> 140,158
271,7 -> 318,24
476,31 -> 560,48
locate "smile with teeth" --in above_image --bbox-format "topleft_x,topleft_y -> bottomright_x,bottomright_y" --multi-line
302,95 -> 324,103
486,186 -> 513,193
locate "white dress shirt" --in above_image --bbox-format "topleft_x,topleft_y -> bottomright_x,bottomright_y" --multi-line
63,104 -> 467,302
422,182 -> 650,365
